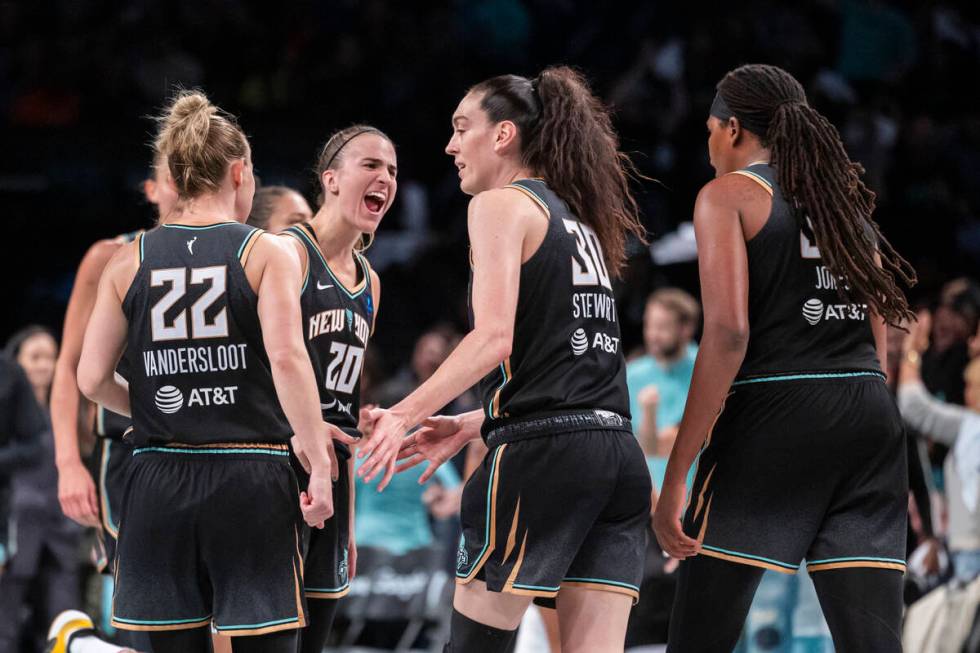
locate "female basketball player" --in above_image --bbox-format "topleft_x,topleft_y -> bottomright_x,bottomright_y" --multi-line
247,185 -> 313,233
53,152 -> 176,536
77,90 -> 345,653
359,67 -> 652,653
652,64 -> 916,651
280,125 -> 393,653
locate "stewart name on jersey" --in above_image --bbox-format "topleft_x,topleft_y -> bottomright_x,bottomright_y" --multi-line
471,179 -> 630,438
121,222 -> 290,445
285,223 -> 374,458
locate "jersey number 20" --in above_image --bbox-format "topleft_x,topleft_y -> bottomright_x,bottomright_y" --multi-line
150,266 -> 228,341
324,343 -> 364,394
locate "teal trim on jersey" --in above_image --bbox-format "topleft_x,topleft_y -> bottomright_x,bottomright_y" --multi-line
132,446 -> 289,457
456,445 -> 505,578
509,179 -> 549,208
137,232 -> 145,262
700,544 -> 799,570
355,252 -> 372,296
731,371 -> 885,387
100,440 -> 119,536
486,362 -> 510,419
736,168 -> 772,189
162,222 -> 239,231
236,227 -> 261,259
562,577 -> 640,592
215,616 -> 299,631
511,582 -> 561,592
113,615 -> 211,626
806,556 -> 906,566
306,582 -> 350,594
292,226 -> 367,300
281,227 -> 311,294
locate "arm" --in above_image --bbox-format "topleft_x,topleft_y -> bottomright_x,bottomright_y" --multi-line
636,386 -> 660,456
78,245 -> 136,417
358,189 -> 528,487
52,241 -> 118,465
250,235 -> 352,525
653,179 -> 750,559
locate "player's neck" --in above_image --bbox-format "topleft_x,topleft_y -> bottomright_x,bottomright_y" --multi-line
310,204 -> 361,268
494,163 -> 536,190
733,147 -> 770,171
169,194 -> 238,225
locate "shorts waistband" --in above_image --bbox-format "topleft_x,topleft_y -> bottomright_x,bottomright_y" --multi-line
732,371 -> 886,387
485,410 -> 632,448
132,441 -> 290,458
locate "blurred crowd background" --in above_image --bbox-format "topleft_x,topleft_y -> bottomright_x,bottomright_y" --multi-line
1,1 -> 979,651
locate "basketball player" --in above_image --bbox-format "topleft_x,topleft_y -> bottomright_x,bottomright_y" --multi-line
77,90 -> 345,653
247,185 -> 312,233
52,151 -> 176,563
360,67 -> 652,653
280,125 -> 393,653
652,64 -> 916,651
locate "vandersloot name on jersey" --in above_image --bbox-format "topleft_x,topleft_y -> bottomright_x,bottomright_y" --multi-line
142,343 -> 249,377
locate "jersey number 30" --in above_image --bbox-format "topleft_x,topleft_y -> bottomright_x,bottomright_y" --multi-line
150,266 -> 228,341
563,219 -> 612,290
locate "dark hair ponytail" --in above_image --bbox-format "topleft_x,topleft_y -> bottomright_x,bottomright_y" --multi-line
470,66 -> 646,276
717,64 -> 916,326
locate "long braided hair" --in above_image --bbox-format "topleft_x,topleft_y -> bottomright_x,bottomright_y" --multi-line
717,64 -> 916,326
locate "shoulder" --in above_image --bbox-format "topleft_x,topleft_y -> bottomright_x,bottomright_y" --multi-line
77,237 -> 128,283
695,173 -> 770,216
467,186 -> 542,222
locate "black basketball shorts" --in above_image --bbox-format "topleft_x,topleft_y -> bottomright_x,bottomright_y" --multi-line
456,411 -> 652,603
290,450 -> 351,600
111,442 -> 307,636
683,373 -> 908,575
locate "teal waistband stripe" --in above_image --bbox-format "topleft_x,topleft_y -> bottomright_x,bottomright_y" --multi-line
114,615 -> 211,625
512,582 -> 561,592
732,371 -> 885,387
563,577 -> 640,592
701,544 -> 799,570
133,447 -> 289,457
215,616 -> 298,631
806,556 -> 906,566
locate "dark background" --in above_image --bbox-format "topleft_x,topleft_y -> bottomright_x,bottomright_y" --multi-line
2,0 -> 978,372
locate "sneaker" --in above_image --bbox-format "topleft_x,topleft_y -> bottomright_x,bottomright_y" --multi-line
45,609 -> 96,653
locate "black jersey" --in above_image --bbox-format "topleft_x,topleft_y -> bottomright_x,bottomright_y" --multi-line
121,222 -> 290,445
284,223 -> 374,458
97,230 -> 142,441
735,163 -> 880,380
473,179 -> 630,437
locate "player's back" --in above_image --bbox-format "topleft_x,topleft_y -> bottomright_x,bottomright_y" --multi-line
735,163 -> 880,383
122,221 -> 290,445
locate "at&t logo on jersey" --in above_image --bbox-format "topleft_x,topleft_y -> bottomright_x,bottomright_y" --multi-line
569,328 -> 620,355
802,299 -> 868,325
570,328 -> 589,356
154,385 -> 184,413
153,385 -> 239,413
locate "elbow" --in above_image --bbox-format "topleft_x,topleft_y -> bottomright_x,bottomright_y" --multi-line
705,320 -> 749,353
76,366 -> 101,403
487,330 -> 512,364
267,346 -> 306,375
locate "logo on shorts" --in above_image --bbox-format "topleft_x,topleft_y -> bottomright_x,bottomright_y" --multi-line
154,385 -> 184,414
338,548 -> 349,584
570,328 -> 589,356
802,298 -> 824,325
456,536 -> 469,570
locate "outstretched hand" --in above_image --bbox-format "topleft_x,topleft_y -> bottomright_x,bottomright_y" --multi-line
396,415 -> 470,484
356,408 -> 410,491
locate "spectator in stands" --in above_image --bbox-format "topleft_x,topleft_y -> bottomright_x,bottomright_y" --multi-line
627,289 -> 699,481
899,310 -> 980,582
0,326 -> 76,651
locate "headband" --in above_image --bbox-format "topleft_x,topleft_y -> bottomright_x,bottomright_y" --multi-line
321,128 -> 376,171
709,91 -> 796,137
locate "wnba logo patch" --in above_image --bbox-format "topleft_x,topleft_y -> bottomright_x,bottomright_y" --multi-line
569,328 -> 589,356
802,299 -> 824,325
154,385 -> 184,414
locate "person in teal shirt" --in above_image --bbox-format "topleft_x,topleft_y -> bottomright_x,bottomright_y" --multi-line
626,288 -> 700,491
354,453 -> 461,556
